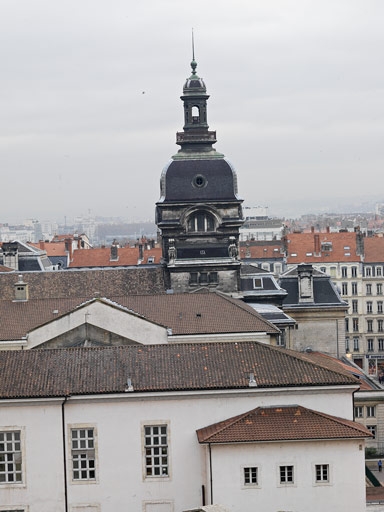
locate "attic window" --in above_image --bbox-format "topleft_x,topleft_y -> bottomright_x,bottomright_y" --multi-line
290,253 -> 297,257
273,248 -> 279,252
147,256 -> 155,264
321,242 -> 332,252
344,252 -> 351,256
344,246 -> 350,250
253,278 -> 263,289
306,252 -> 313,256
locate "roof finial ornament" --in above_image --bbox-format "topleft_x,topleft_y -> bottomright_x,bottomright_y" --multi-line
191,28 -> 197,75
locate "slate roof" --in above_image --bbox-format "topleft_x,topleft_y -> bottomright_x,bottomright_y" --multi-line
196,405 -> 371,443
0,341 -> 360,399
280,267 -> 347,308
0,291 -> 279,341
159,158 -> 240,202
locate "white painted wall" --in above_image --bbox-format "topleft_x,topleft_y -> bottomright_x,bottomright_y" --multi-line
27,300 -> 168,348
0,385 -> 361,512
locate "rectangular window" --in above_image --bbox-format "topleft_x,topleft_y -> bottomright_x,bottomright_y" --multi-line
315,464 -> 329,483
144,425 -> 168,477
367,284 -> 372,295
71,428 -> 96,481
352,300 -> 358,313
352,282 -> 358,296
367,425 -> 376,439
342,282 -> 348,295
367,301 -> 373,314
368,339 -> 374,352
341,266 -> 348,278
353,318 -> 359,332
367,320 -> 373,333
367,406 -> 376,418
378,283 -> 383,295
377,267 -> 383,278
379,339 -> 384,351
209,272 -> 218,284
280,465 -> 294,484
199,273 -> 208,285
352,266 -> 357,278
365,267 -> 372,277
345,318 -> 349,333
353,337 -> 359,351
379,320 -> 384,333
253,278 -> 262,289
354,406 -> 363,418
0,431 -> 22,484
378,301 -> 383,314
244,466 -> 258,485
189,272 -> 198,285
345,336 -> 350,352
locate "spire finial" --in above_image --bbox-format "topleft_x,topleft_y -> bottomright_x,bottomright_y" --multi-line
191,28 -> 197,75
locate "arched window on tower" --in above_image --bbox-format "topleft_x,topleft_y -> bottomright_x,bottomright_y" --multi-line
187,211 -> 215,232
192,105 -> 200,124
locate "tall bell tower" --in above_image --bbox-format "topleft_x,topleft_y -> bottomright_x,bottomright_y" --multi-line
156,56 -> 244,294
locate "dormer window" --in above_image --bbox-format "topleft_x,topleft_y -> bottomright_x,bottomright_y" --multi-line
187,212 -> 214,232
321,242 -> 332,252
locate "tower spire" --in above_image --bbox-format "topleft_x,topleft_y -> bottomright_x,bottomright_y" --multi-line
191,28 -> 197,75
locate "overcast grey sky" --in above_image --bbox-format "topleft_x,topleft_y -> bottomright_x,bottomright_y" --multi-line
1,0 -> 384,224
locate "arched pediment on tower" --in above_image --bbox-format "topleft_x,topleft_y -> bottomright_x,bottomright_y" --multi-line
181,205 -> 222,233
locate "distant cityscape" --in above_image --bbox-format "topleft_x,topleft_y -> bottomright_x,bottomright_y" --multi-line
1,199 -> 384,247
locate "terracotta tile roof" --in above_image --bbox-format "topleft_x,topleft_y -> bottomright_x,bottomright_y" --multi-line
239,243 -> 283,260
364,236 -> 384,263
196,405 -> 372,443
0,342 -> 360,399
0,292 -> 279,341
297,352 -> 376,391
30,241 -> 67,257
0,267 -> 166,300
285,231 -> 360,264
69,247 -> 162,267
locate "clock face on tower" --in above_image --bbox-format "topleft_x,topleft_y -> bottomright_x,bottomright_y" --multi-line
192,174 -> 207,188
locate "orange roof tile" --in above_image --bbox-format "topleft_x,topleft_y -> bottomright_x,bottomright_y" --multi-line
69,247 -> 162,267
197,405 -> 372,443
364,236 -> 384,263
285,231 -> 359,264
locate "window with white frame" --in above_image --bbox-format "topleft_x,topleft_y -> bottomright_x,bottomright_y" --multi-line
353,337 -> 359,351
352,282 -> 358,295
253,278 -> 263,289
378,301 -> 383,314
379,320 -> 384,333
367,284 -> 372,295
367,406 -> 376,418
368,339 -> 374,352
352,266 -> 357,278
71,427 -> 96,481
0,431 -> 22,484
367,301 -> 373,314
377,267 -> 383,277
315,464 -> 329,483
279,465 -> 294,484
352,300 -> 358,313
144,425 -> 169,477
367,320 -> 373,333
342,282 -> 348,295
365,267 -> 372,277
243,466 -> 258,486
378,283 -> 383,295
341,266 -> 348,278
379,339 -> 384,351
353,318 -> 359,332
345,336 -> 350,352
354,406 -> 363,418
367,425 -> 376,439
